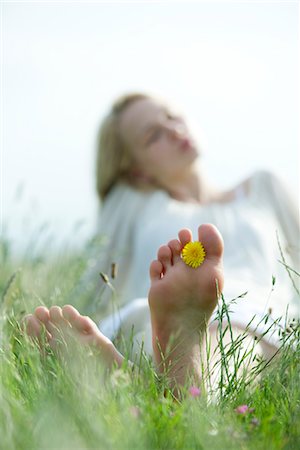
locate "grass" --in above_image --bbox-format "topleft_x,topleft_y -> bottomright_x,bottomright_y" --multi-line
0,233 -> 300,450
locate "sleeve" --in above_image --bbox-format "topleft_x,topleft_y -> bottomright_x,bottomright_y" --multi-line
249,170 -> 300,319
251,170 -> 299,272
67,185 -> 143,320
68,184 -> 148,321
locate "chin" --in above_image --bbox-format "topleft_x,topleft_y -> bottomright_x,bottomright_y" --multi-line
188,147 -> 200,162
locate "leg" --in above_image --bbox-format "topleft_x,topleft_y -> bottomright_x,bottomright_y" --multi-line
205,322 -> 278,392
148,223 -> 278,394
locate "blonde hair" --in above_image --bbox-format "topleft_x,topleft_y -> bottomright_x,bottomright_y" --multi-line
96,93 -> 150,201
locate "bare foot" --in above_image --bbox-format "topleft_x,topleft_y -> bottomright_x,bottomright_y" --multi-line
148,223 -> 224,388
23,305 -> 124,368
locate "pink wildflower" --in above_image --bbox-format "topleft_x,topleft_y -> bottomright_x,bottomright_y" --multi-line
189,386 -> 201,397
235,404 -> 249,414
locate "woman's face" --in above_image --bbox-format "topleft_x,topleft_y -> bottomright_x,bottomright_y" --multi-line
118,98 -> 199,184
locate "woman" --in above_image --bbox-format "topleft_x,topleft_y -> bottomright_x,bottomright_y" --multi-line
25,93 -> 299,391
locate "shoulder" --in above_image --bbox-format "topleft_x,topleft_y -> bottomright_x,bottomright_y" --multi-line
220,170 -> 277,203
247,169 -> 295,199
101,182 -> 170,217
102,182 -> 149,210
248,169 -> 278,185
220,169 -> 291,205
238,170 -> 298,219
105,182 -> 146,202
239,169 -> 282,200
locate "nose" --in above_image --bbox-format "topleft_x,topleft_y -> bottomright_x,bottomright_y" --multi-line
166,123 -> 185,140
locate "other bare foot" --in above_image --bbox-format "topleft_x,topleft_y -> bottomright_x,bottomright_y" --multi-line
23,305 -> 124,368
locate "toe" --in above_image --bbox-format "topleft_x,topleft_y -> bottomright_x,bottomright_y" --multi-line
150,260 -> 163,281
23,314 -> 52,342
63,306 -> 112,346
35,306 -> 50,324
168,239 -> 182,264
157,245 -> 172,272
62,305 -> 96,335
73,315 -> 97,334
49,306 -> 66,325
198,224 -> 224,259
48,306 -> 71,342
62,304 -> 80,323
23,314 -> 42,338
178,228 -> 193,247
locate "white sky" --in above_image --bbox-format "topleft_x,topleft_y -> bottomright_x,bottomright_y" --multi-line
1,1 -> 299,254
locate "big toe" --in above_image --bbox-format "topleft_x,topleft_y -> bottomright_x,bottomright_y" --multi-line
198,223 -> 224,260
62,305 -> 97,335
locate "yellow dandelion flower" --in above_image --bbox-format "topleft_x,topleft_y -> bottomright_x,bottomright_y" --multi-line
182,241 -> 206,268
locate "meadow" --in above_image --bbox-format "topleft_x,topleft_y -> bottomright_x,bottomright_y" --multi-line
0,231 -> 299,450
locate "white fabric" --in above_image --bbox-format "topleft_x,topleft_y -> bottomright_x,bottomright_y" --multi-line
81,170 -> 300,353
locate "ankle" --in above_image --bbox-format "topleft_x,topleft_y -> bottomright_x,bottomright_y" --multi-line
154,340 -> 203,389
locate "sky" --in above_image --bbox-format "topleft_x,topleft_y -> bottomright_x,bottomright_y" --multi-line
1,1 -> 299,254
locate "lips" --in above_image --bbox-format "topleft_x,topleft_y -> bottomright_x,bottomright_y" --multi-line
180,137 -> 193,151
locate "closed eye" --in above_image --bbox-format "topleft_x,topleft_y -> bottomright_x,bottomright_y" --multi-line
165,108 -> 182,122
166,113 -> 178,120
145,127 -> 162,146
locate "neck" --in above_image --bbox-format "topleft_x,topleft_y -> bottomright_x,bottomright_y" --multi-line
161,164 -> 221,205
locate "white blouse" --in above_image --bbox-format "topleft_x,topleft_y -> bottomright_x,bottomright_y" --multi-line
78,170 -> 299,352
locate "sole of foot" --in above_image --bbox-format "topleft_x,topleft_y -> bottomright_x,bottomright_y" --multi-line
148,223 -> 224,366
